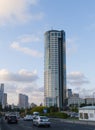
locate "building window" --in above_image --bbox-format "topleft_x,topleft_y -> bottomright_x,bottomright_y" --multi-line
90,113 -> 94,118
84,113 -> 88,119
58,33 -> 60,36
79,113 -> 83,119
51,33 -> 54,36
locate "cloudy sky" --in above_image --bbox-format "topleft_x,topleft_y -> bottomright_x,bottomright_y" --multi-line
0,0 -> 95,105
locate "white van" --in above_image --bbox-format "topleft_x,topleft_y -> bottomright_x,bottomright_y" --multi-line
33,112 -> 39,118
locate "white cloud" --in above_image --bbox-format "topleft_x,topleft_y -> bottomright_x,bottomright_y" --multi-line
10,33 -> 43,58
68,72 -> 85,80
11,42 -> 19,49
30,91 -> 44,105
0,0 -> 43,25
0,69 -> 38,82
17,85 -> 44,94
67,71 -> 90,86
0,69 -> 44,105
11,42 -> 43,58
5,84 -> 18,93
77,88 -> 94,98
19,34 -> 41,43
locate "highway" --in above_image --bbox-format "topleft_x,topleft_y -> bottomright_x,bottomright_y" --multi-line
1,117 -> 95,130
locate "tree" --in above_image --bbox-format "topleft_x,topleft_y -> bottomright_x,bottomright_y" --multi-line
30,106 -> 47,114
48,106 -> 58,113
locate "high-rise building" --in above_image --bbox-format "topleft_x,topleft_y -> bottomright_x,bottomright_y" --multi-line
0,83 -> 4,107
67,89 -> 72,98
44,30 -> 66,110
18,94 -> 28,109
3,93 -> 7,108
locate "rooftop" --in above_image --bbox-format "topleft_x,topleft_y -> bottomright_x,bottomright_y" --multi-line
79,106 -> 95,110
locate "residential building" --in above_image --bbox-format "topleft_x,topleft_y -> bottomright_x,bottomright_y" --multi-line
44,30 -> 66,110
18,94 -> 28,109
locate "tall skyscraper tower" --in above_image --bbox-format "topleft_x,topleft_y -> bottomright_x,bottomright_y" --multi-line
3,93 -> 7,108
44,30 -> 66,110
0,83 -> 4,107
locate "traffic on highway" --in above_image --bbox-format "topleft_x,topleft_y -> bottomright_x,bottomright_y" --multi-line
1,116 -> 95,130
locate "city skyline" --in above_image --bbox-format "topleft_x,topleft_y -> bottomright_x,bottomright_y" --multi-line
0,0 -> 95,105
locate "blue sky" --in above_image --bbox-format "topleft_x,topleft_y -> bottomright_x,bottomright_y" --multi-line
0,0 -> 95,105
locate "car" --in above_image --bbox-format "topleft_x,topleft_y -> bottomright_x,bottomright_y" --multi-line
5,115 -> 8,120
74,113 -> 79,118
23,115 -> 33,121
7,115 -> 18,124
33,116 -> 51,127
70,112 -> 79,118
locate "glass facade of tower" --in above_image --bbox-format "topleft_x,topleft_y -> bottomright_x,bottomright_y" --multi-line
0,84 -> 4,106
44,30 -> 66,110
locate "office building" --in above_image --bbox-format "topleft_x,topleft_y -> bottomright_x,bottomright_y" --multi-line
72,93 -> 79,98
0,83 -> 4,107
67,89 -> 72,98
18,94 -> 28,109
3,93 -> 7,108
44,30 -> 66,110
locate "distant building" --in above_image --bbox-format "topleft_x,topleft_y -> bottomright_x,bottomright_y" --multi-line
44,30 -> 66,110
68,97 -> 85,106
85,98 -> 95,105
0,83 -> 4,107
30,103 -> 37,108
11,103 -> 15,109
67,89 -> 72,98
3,93 -> 7,108
79,106 -> 95,121
72,93 -> 79,98
18,94 -> 29,109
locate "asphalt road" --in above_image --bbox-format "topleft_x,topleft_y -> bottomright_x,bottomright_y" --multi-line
1,118 -> 95,130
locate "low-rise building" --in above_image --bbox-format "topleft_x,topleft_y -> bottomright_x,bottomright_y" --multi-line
85,98 -> 95,105
79,106 -> 95,121
68,97 -> 85,106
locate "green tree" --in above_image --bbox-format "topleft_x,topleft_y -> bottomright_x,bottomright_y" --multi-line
48,106 -> 58,113
31,106 -> 47,114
